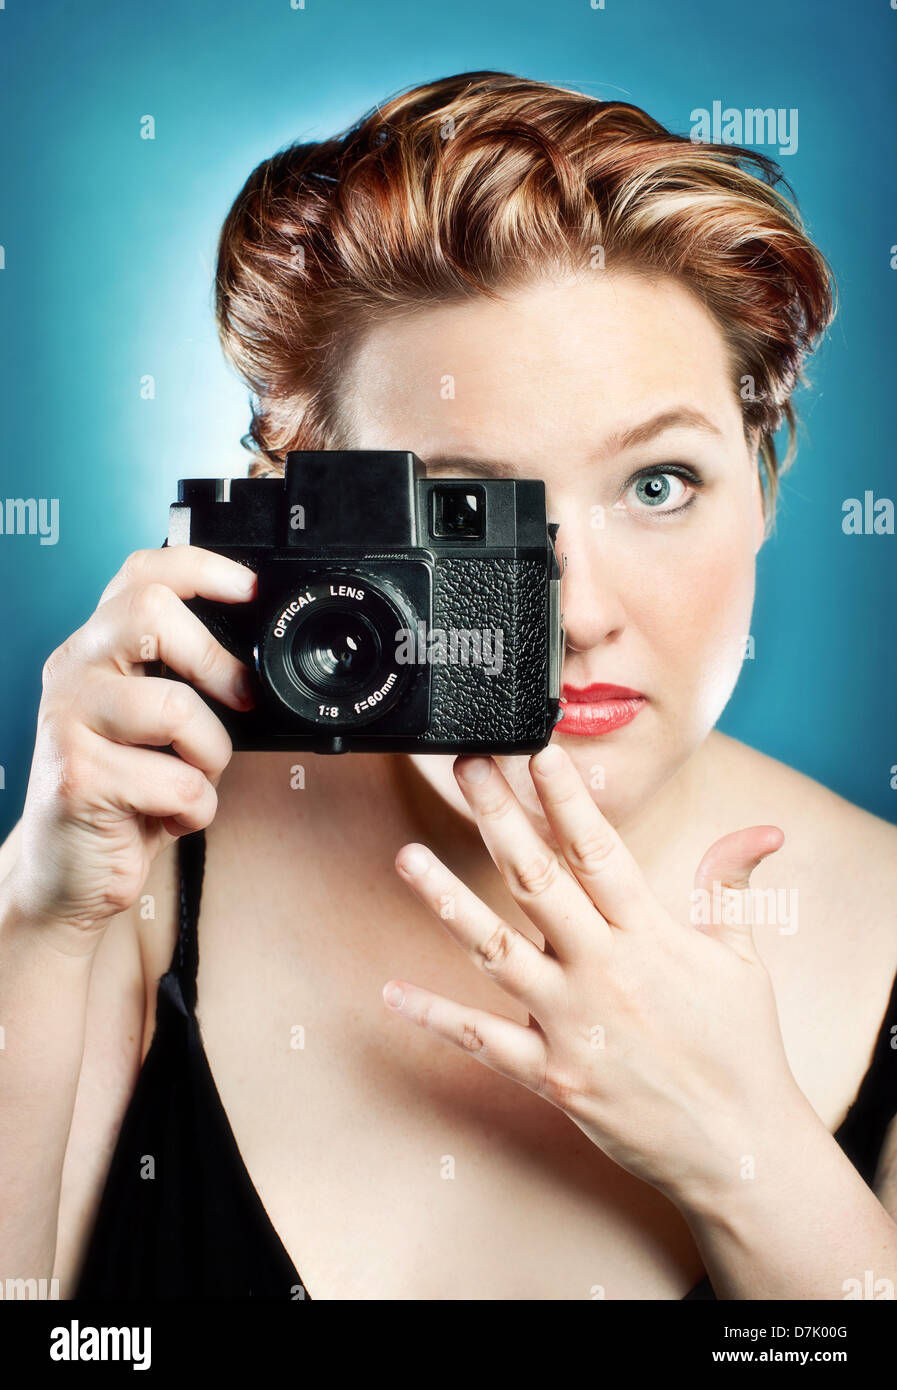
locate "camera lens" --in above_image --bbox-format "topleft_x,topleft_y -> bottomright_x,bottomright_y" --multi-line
259,573 -> 420,728
291,610 -> 380,694
432,485 -> 485,539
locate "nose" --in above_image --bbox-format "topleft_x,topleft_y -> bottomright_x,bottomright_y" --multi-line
554,513 -> 628,655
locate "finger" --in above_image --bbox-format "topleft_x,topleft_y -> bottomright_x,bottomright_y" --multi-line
99,545 -> 256,609
452,755 -> 607,960
693,826 -> 785,894
85,583 -> 254,711
692,825 -> 785,956
528,743 -> 655,932
381,978 -> 548,1092
47,726 -> 219,833
81,674 -> 234,785
394,842 -> 563,1012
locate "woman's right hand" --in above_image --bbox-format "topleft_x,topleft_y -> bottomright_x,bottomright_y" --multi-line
4,545 -> 257,941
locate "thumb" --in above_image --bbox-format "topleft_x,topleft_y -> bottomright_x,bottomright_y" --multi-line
690,825 -> 785,956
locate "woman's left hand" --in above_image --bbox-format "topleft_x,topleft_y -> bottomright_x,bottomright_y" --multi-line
384,744 -> 809,1210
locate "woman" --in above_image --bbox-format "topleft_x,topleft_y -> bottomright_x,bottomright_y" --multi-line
1,71 -> 895,1301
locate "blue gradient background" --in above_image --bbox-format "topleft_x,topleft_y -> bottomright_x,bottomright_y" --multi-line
0,0 -> 895,838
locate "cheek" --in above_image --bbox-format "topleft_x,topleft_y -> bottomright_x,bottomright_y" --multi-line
647,521 -> 756,727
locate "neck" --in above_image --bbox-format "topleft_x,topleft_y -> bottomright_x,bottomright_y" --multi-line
224,731 -> 723,904
613,733 -> 719,878
387,732 -> 723,890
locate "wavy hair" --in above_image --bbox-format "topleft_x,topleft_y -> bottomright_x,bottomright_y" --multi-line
215,70 -> 836,521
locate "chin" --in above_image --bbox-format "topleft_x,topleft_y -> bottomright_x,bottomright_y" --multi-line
493,742 -> 648,838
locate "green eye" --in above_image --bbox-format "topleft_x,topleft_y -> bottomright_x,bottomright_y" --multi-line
627,471 -> 691,513
637,475 -> 671,505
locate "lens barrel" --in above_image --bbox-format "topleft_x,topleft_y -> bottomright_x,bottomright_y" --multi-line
258,574 -> 415,727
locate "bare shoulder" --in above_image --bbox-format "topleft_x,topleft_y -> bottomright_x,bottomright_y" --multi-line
708,730 -> 897,911
703,734 -> 897,1141
703,731 -> 897,1018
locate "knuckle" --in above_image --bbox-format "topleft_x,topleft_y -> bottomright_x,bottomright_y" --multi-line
102,862 -> 145,917
41,652 -> 58,691
193,638 -> 223,687
174,764 -> 208,803
546,779 -> 581,809
475,921 -> 518,973
211,727 -> 234,776
35,699 -> 61,740
566,827 -> 617,876
120,549 -> 152,587
36,695 -> 79,749
189,783 -> 219,828
128,581 -> 171,633
458,1020 -> 485,1053
192,546 -> 218,587
102,885 -> 135,917
194,784 -> 219,828
99,550 -> 151,606
478,790 -> 517,825
207,722 -> 234,775
219,739 -> 235,775
158,679 -> 197,733
53,739 -> 94,806
512,852 -> 561,898
41,639 -> 74,691
540,1063 -> 584,1113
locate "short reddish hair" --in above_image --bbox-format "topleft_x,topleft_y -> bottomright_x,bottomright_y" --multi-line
215,70 -> 836,519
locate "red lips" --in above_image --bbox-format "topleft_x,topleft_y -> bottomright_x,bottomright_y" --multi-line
556,682 -> 647,736
562,683 -> 645,703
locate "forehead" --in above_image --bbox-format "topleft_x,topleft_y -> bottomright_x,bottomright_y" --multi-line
340,270 -> 743,458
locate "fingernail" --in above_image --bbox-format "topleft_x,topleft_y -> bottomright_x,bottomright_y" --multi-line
383,983 -> 404,1010
233,668 -> 255,706
456,756 -> 491,784
532,742 -> 564,773
397,844 -> 430,876
234,567 -> 256,595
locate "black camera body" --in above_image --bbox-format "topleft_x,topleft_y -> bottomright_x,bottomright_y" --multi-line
164,450 -> 564,754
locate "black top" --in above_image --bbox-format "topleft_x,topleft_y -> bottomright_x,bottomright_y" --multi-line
74,828 -> 897,1301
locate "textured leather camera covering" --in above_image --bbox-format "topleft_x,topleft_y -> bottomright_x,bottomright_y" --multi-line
181,553 -> 550,747
424,557 -> 546,743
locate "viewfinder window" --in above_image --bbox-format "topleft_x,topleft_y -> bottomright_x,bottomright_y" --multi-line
431,485 -> 485,539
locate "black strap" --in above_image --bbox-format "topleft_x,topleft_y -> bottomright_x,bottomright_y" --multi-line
173,828 -> 206,1013
835,963 -> 897,1186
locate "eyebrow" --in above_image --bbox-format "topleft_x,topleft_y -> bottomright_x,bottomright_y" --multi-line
423,453 -> 518,478
598,408 -> 724,456
422,408 -> 724,477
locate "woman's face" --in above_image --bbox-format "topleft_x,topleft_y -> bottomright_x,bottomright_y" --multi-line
336,269 -> 765,836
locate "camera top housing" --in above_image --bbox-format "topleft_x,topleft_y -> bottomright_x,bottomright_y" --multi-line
164,450 -> 564,754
